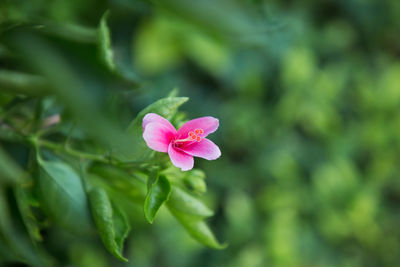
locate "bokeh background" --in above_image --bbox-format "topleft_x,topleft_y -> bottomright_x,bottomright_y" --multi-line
1,0 -> 400,266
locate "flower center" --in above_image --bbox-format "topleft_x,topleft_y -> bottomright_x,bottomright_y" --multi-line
174,128 -> 204,144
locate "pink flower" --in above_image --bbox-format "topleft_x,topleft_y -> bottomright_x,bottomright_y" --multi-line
142,113 -> 221,171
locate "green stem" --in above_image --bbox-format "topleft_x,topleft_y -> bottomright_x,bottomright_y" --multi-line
38,139 -> 110,163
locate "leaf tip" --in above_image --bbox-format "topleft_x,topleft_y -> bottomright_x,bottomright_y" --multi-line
180,96 -> 189,103
100,9 -> 111,23
215,242 -> 229,250
119,256 -> 129,262
113,252 -> 129,262
144,211 -> 155,224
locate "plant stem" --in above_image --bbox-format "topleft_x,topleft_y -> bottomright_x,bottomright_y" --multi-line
38,139 -> 110,163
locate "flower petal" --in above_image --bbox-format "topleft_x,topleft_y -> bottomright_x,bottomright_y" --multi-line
143,122 -> 176,152
181,138 -> 221,160
168,143 -> 194,171
177,116 -> 219,139
142,113 -> 176,132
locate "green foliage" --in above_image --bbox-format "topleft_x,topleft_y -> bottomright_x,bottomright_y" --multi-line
37,159 -> 93,234
14,186 -> 42,242
1,0 -> 400,266
120,95 -> 188,161
144,174 -> 171,223
0,146 -> 26,185
0,188 -> 49,267
0,70 -> 46,96
98,10 -> 115,72
183,169 -> 207,195
0,2 -> 219,260
167,186 -> 213,217
89,187 -> 130,262
167,205 -> 226,249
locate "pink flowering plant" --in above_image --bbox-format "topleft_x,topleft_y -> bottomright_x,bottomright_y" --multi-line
0,6 -> 229,264
0,81 -> 225,264
143,113 -> 221,171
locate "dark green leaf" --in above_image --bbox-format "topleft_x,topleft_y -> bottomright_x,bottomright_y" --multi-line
144,175 -> 171,223
168,206 -> 226,249
39,21 -> 97,43
0,146 -> 27,185
0,70 -> 47,96
157,0 -> 269,47
98,10 -> 115,71
37,159 -> 92,234
167,186 -> 213,217
0,188 -> 49,267
97,11 -> 139,85
89,188 -> 130,262
7,33 -> 134,155
14,186 -> 42,242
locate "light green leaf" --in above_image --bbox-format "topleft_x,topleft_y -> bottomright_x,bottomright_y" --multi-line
127,96 -> 188,133
167,87 -> 179,97
89,188 -> 130,262
167,186 -> 213,217
184,169 -> 207,195
98,10 -> 115,71
37,159 -> 92,234
14,186 -> 42,242
89,164 -> 147,201
168,206 -> 226,249
116,96 -> 188,161
112,203 -> 130,251
144,175 -> 171,223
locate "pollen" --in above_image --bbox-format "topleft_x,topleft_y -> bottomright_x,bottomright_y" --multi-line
194,128 -> 204,135
175,130 -> 203,143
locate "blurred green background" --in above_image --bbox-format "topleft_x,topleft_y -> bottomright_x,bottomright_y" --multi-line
1,0 -> 400,266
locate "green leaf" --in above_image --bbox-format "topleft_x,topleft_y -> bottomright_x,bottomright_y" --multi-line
97,11 -> 139,86
167,186 -> 213,217
89,188 -> 130,262
7,33 -> 134,155
144,175 -> 171,223
37,159 -> 92,234
98,10 -> 115,71
116,96 -> 188,161
127,96 -> 188,133
39,21 -> 97,44
0,188 -> 48,267
14,186 -> 42,242
168,206 -> 226,249
89,164 -> 147,201
0,146 -> 27,185
0,70 -> 47,96
183,169 -> 207,195
112,203 -> 130,251
167,87 -> 179,97
157,0 -> 268,47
